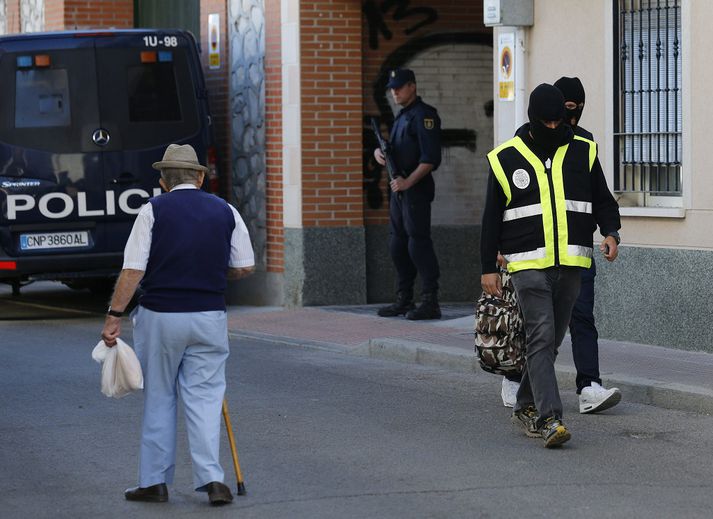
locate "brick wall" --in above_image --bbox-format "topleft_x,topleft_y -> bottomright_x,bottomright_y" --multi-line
300,0 -> 363,228
5,0 -> 20,33
61,0 -> 133,29
3,0 -> 133,33
362,0 -> 490,225
264,0 -> 284,272
44,0 -> 64,30
199,0 -> 231,200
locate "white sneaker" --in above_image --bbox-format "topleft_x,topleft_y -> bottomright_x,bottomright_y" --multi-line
501,377 -> 520,408
579,382 -> 622,414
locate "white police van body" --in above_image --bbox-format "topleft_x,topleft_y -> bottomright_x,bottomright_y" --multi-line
0,29 -> 217,293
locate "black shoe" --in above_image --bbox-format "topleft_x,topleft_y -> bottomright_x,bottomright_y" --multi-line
511,405 -> 540,438
540,417 -> 571,448
200,481 -> 234,506
124,483 -> 168,503
377,291 -> 415,317
406,294 -> 441,320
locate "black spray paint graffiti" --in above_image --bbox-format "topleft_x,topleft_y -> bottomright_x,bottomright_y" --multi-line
363,0 -> 438,50
364,33 -> 493,210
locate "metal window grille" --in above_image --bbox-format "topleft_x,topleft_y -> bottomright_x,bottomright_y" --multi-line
614,0 -> 682,195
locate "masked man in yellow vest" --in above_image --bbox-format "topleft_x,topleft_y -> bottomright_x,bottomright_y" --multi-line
480,84 -> 621,448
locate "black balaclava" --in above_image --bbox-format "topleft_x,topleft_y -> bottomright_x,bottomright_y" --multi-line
527,83 -> 567,153
554,76 -> 585,125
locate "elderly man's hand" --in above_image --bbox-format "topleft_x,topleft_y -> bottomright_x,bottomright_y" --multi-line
101,316 -> 121,347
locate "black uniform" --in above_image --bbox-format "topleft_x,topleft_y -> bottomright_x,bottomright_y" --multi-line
388,96 -> 442,296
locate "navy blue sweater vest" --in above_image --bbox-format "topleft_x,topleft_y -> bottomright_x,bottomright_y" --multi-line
139,189 -> 236,312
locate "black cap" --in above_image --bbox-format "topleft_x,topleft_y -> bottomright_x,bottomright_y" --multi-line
386,68 -> 416,89
527,83 -> 566,123
554,76 -> 585,104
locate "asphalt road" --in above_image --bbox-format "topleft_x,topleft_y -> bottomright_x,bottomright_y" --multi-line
2,285 -> 713,518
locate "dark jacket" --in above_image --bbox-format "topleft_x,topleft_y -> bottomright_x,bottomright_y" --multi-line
390,96 -> 441,195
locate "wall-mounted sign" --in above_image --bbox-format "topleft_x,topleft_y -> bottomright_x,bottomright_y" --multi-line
498,32 -> 514,101
483,0 -> 534,27
484,0 -> 501,25
208,13 -> 220,69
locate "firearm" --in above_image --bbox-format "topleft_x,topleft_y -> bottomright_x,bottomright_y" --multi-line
370,117 -> 400,183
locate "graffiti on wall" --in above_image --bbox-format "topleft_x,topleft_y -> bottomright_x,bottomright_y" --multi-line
363,0 -> 438,50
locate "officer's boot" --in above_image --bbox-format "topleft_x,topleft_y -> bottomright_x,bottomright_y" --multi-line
406,292 -> 442,320
377,291 -> 415,317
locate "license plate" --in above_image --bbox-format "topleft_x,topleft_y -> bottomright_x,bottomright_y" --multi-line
20,231 -> 90,251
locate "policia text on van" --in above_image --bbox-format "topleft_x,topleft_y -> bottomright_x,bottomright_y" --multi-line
0,29 -> 219,295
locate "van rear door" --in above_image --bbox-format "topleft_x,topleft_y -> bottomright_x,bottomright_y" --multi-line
94,31 -> 204,251
0,36 -> 107,259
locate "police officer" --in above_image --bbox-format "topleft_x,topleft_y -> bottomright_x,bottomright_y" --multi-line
374,68 -> 443,320
480,84 -> 621,447
554,76 -> 622,414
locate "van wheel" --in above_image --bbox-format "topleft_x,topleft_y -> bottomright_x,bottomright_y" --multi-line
11,280 -> 21,297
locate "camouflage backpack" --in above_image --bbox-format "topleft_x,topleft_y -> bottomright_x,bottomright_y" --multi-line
474,270 -> 525,375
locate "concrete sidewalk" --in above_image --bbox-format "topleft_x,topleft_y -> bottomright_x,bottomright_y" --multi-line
227,304 -> 713,415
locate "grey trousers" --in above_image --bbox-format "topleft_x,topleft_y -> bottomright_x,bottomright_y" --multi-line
511,267 -> 581,426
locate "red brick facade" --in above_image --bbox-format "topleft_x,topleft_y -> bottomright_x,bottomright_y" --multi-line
46,0 -> 134,31
44,0 -> 64,30
5,1 -> 21,33
5,1 -> 133,33
264,0 -> 284,272
300,1 -> 363,229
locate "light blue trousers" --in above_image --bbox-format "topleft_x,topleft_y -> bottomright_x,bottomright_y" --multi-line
132,306 -> 229,489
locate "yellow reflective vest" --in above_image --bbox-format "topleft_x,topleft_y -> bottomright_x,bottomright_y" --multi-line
486,135 -> 598,273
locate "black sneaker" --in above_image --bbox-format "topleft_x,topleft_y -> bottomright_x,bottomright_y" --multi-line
377,291 -> 415,317
511,405 -> 540,438
540,417 -> 571,448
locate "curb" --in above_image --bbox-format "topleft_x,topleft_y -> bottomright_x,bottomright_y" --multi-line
365,338 -> 713,416
229,329 -> 356,355
228,330 -> 713,416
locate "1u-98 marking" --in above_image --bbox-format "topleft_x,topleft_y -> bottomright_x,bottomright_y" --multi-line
143,35 -> 178,47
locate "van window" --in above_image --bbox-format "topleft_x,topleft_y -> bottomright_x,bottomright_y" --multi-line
96,46 -> 201,150
15,68 -> 71,128
128,63 -> 181,122
0,48 -> 99,155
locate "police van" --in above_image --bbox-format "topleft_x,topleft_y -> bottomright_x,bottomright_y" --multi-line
0,29 -> 218,294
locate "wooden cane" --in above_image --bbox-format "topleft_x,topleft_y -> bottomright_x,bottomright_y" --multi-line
222,398 -> 246,495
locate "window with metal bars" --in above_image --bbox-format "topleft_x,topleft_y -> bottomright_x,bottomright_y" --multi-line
614,0 -> 682,199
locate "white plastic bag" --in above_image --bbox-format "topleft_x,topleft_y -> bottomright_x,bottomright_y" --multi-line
92,338 -> 144,398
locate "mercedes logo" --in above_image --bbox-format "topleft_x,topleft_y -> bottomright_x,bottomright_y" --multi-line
92,128 -> 111,147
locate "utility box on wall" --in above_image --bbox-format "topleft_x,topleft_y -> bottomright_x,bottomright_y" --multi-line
483,0 -> 534,27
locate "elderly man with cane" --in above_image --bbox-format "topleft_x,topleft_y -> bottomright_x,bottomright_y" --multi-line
101,144 -> 254,505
